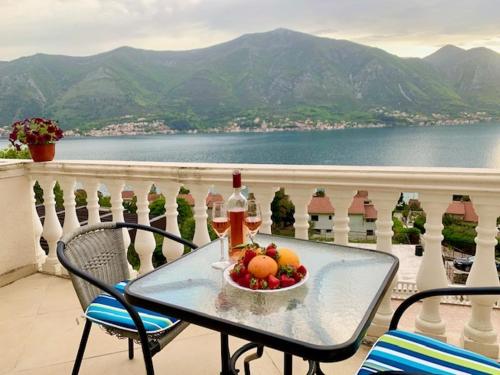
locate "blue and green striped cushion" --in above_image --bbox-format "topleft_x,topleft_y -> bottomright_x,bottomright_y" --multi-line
85,281 -> 179,334
358,330 -> 500,374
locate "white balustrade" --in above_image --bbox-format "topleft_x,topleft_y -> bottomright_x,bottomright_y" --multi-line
60,178 -> 80,235
107,180 -> 135,277
133,181 -> 156,274
39,177 -> 63,275
415,192 -> 450,341
366,190 -> 399,339
327,188 -> 355,246
30,178 -> 46,270
287,187 -> 315,240
462,194 -> 500,359
83,179 -> 101,225
190,184 -> 211,246
4,161 -> 499,358
157,182 -> 184,262
252,185 -> 279,234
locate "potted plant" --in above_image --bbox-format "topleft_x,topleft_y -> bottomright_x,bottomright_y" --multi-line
9,118 -> 64,162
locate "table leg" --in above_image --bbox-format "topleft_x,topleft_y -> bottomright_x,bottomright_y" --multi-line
284,353 -> 293,375
220,333 -> 231,375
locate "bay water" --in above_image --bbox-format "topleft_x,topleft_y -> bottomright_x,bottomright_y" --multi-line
3,123 -> 500,168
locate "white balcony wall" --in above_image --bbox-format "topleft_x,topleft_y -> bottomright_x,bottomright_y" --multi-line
0,162 -> 37,286
0,160 -> 498,357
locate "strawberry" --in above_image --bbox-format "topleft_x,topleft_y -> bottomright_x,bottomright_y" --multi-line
238,273 -> 251,288
249,277 -> 259,290
230,269 -> 239,281
297,265 -> 307,275
267,275 -> 280,289
258,279 -> 269,290
234,263 -> 248,277
266,243 -> 277,251
280,275 -> 296,288
265,246 -> 278,259
242,249 -> 257,267
292,271 -> 303,282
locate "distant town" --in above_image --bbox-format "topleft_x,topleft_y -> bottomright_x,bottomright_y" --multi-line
0,110 -> 496,138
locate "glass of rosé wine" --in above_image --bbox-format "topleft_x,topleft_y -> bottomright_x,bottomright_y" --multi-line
244,199 -> 262,243
210,201 -> 231,269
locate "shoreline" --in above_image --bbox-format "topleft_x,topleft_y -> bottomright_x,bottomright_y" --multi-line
0,120 -> 499,140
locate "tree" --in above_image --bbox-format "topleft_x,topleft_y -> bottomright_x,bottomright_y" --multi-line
271,188 -> 295,229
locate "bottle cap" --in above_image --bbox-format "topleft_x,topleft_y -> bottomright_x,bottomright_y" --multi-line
232,170 -> 241,188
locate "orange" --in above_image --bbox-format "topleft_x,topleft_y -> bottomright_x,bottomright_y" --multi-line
277,248 -> 300,267
248,255 -> 279,279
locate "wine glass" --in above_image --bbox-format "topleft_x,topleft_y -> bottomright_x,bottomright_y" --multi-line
210,201 -> 231,269
244,199 -> 262,243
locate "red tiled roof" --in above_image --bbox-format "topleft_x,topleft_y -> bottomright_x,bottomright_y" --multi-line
408,199 -> 421,209
348,195 -> 365,215
177,193 -> 195,206
356,191 -> 369,198
463,201 -> 478,223
307,191 -> 377,219
364,204 -> 378,219
446,201 -> 465,216
206,193 -> 223,208
308,196 -> 334,214
122,191 -> 134,200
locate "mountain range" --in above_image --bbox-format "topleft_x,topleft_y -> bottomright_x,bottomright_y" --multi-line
1,28 -> 499,130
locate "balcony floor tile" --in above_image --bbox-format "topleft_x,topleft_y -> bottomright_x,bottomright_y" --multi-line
1,273 -> 498,374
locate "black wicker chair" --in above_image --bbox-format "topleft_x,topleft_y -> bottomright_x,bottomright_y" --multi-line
57,222 -> 197,375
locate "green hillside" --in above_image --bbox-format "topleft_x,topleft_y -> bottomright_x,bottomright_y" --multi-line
0,29 -> 498,129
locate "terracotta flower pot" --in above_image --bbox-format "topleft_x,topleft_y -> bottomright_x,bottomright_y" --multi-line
28,143 -> 55,162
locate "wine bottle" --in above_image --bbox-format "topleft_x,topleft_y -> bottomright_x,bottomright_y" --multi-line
227,170 -> 247,260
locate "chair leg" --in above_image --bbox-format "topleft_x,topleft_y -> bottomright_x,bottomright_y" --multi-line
72,320 -> 92,375
140,340 -> 155,375
128,338 -> 134,359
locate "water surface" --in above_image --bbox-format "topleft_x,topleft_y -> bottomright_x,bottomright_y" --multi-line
3,123 -> 500,167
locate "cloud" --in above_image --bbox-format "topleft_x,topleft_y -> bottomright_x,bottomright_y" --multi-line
0,0 -> 499,60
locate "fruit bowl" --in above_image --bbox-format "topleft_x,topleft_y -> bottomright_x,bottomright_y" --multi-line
223,243 -> 309,293
223,265 -> 309,293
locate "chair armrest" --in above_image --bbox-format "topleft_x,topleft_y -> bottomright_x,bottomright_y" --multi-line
116,222 -> 198,250
389,286 -> 500,330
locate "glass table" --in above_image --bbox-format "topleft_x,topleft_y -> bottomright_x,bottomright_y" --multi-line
125,234 -> 398,374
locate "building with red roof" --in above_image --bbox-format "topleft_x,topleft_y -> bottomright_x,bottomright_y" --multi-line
308,191 -> 377,239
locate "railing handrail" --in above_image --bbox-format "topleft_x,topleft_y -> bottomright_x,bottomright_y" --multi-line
21,160 -> 500,194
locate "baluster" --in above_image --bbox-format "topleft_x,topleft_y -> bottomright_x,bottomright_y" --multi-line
30,178 -> 46,270
366,191 -> 399,339
190,184 -> 211,246
60,178 -> 80,235
107,180 -> 136,277
157,182 -> 184,262
39,177 -> 63,275
327,188 -> 355,245
83,179 -> 101,225
134,181 -> 156,274
415,192 -> 450,341
461,194 -> 500,359
252,186 -> 279,234
287,187 -> 314,240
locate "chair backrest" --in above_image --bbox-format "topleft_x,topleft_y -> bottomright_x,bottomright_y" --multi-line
59,222 -> 130,310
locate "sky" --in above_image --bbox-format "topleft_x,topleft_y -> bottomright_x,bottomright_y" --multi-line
1,0 -> 500,61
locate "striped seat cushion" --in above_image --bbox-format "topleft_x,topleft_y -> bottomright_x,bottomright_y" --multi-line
85,281 -> 179,334
358,330 -> 500,374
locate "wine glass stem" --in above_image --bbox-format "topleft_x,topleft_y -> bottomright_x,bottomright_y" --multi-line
219,237 -> 225,261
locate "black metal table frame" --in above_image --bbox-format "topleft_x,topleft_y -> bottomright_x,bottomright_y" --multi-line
125,235 -> 399,374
